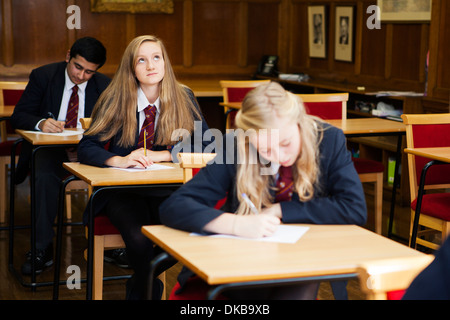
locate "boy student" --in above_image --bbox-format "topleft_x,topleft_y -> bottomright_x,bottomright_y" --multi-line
11,37 -> 111,275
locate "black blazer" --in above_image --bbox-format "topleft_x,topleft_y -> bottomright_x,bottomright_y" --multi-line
403,235 -> 450,300
11,61 -> 111,183
77,87 -> 214,220
159,123 -> 368,290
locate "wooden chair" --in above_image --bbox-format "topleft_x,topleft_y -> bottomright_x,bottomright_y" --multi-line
79,118 -> 166,300
220,80 -> 270,130
298,93 -> 385,234
401,113 -> 450,250
357,254 -> 434,300
177,152 -> 217,183
0,81 -> 27,223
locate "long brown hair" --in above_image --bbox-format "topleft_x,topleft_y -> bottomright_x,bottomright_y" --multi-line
234,82 -> 324,215
86,35 -> 201,147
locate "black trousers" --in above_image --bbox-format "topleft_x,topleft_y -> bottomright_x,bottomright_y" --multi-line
104,190 -> 173,299
34,147 -> 70,250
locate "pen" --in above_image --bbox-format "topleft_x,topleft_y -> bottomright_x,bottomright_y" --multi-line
47,112 -> 56,120
242,193 -> 259,215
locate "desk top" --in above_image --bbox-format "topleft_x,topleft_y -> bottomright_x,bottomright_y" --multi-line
327,118 -> 405,135
63,162 -> 184,187
17,129 -> 84,145
180,79 -> 223,97
404,147 -> 450,163
219,102 -> 405,134
0,105 -> 15,118
141,224 -> 428,285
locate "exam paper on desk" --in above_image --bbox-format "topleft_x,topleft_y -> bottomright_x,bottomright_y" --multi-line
191,225 -> 309,244
111,163 -> 174,172
22,129 -> 84,136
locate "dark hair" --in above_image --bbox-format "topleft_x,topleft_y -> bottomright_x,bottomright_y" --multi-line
69,37 -> 107,68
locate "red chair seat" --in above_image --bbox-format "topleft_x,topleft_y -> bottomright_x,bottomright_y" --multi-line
93,215 -> 120,235
387,289 -> 405,300
411,193 -> 450,221
169,276 -> 227,300
0,140 -> 21,156
352,157 -> 384,174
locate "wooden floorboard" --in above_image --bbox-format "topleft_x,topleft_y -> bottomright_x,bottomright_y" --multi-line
0,176 -> 413,300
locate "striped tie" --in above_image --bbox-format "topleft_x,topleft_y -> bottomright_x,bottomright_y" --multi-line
138,104 -> 156,149
65,85 -> 79,128
275,166 -> 294,202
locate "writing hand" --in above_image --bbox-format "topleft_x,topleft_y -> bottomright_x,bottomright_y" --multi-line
233,214 -> 280,238
40,118 -> 65,133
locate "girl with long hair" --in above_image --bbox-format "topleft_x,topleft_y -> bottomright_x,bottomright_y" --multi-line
78,35 -> 211,299
160,82 -> 367,299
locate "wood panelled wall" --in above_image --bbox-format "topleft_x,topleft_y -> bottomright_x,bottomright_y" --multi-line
0,0 -> 449,103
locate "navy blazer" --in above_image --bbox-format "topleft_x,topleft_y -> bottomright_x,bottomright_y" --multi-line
160,123 -> 367,232
403,235 -> 450,300
11,61 -> 111,183
77,87 -> 214,219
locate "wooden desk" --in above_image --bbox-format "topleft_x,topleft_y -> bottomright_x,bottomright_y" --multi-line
180,79 -> 223,97
404,147 -> 450,248
8,129 -> 85,289
142,224 -> 431,299
53,162 -> 184,300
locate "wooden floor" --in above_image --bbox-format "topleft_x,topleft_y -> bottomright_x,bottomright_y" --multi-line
0,177 -> 414,300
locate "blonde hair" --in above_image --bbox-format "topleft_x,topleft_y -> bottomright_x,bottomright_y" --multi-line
234,82 -> 324,215
86,35 -> 201,146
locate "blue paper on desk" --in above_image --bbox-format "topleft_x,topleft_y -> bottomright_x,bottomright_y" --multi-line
191,225 -> 309,244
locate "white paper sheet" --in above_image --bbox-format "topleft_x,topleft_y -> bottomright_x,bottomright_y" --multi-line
111,163 -> 174,172
191,225 -> 309,244
23,129 -> 84,136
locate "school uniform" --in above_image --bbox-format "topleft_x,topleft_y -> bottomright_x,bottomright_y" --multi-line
77,86 -> 212,299
159,122 -> 367,293
10,61 -> 110,252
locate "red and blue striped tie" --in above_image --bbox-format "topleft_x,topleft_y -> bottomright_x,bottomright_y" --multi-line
138,104 -> 156,149
65,85 -> 79,128
275,166 -> 294,202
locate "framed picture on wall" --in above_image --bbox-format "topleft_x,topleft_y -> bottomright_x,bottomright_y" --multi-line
90,0 -> 174,14
308,6 -> 326,58
377,0 -> 431,22
334,6 -> 354,62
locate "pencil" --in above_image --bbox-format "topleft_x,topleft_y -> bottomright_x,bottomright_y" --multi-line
144,131 -> 147,156
242,193 -> 259,215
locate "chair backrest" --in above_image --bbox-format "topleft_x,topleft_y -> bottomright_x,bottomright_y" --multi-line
0,81 -> 27,106
220,80 -> 271,129
0,81 -> 28,142
220,80 -> 271,104
357,254 -> 434,300
296,93 -> 348,120
177,153 -> 217,183
401,113 -> 450,199
80,118 -> 92,130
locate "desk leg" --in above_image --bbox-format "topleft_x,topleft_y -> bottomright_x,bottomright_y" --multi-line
8,138 -> 23,267
205,273 -> 359,300
410,160 -> 439,248
388,135 -> 402,239
53,175 -> 78,300
147,251 -> 172,300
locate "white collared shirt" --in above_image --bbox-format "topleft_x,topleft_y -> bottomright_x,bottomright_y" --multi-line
137,87 -> 160,131
57,70 -> 88,128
